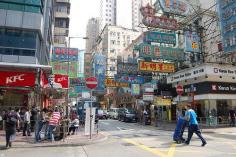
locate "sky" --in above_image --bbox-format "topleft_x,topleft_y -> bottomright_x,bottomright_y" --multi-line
69,0 -> 132,49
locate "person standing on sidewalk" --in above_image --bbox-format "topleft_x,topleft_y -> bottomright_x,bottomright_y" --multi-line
35,108 -> 48,142
229,107 -> 235,127
3,108 -> 20,148
184,104 -> 207,146
47,107 -> 61,141
23,107 -> 31,136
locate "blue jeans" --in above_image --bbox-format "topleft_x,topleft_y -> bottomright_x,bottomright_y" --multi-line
35,121 -> 45,142
186,124 -> 206,144
47,125 -> 56,141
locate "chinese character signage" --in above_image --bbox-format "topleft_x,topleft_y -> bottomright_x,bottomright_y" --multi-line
52,47 -> 79,62
114,75 -> 145,84
131,84 -> 141,96
157,0 -> 190,16
184,31 -> 200,52
142,15 -> 178,30
94,54 -> 106,91
217,0 -> 236,53
137,43 -> 185,61
70,78 -> 86,87
139,61 -> 175,73
153,97 -> 171,106
117,62 -> 138,74
143,31 -> 176,44
84,53 -> 93,77
105,78 -> 129,87
52,62 -> 78,78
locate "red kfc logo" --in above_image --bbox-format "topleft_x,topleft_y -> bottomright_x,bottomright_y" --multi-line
6,74 -> 25,84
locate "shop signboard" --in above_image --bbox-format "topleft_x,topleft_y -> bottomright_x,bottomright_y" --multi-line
167,63 -> 236,84
0,71 -> 35,87
142,15 -> 178,30
138,43 -> 185,61
94,54 -> 106,91
44,74 -> 68,89
84,53 -> 93,77
131,84 -> 140,96
217,0 -> 236,53
105,78 -> 129,87
52,62 -> 78,78
117,62 -> 138,74
157,0 -> 190,16
183,82 -> 236,95
143,31 -> 176,44
184,31 -> 200,52
114,75 -> 144,84
70,78 -> 86,87
52,47 -> 79,62
139,61 -> 175,73
153,97 -> 172,106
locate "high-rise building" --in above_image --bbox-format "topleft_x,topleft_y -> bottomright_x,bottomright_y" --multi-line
86,18 -> 100,54
100,25 -> 141,77
100,0 -> 117,30
0,0 -> 54,109
132,0 -> 151,31
54,0 -> 71,47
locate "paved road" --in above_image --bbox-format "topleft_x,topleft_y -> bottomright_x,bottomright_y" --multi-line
1,120 -> 236,157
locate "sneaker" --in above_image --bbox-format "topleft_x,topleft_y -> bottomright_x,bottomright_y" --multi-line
185,141 -> 189,145
9,142 -> 12,148
201,142 -> 207,147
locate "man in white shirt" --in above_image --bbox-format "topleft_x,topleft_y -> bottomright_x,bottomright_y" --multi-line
23,108 -> 31,136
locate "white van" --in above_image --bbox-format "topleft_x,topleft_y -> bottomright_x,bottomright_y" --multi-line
109,108 -> 119,119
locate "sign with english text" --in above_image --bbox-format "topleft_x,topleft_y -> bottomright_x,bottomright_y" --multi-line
114,75 -> 144,84
0,71 -> 35,87
143,31 -> 176,44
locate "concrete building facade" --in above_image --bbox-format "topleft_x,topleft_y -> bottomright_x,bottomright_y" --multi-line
100,0 -> 117,31
53,0 -> 71,47
85,18 -> 100,54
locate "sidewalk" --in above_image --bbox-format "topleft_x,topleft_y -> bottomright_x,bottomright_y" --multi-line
0,129 -> 107,149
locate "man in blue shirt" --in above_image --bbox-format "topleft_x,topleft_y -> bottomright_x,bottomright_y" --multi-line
185,104 -> 207,146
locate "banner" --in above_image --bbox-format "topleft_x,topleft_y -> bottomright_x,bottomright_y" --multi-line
44,74 -> 68,89
157,0 -> 190,16
115,75 -> 144,84
105,78 -> 129,87
131,84 -> 140,96
153,97 -> 171,106
184,31 -> 200,52
94,54 -> 106,91
52,47 -> 79,62
139,61 -> 175,73
137,43 -> 185,61
84,53 -> 93,77
217,0 -> 236,53
0,71 -> 35,87
52,62 -> 78,78
143,31 -> 176,44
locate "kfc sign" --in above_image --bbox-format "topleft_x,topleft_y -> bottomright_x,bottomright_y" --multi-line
44,74 -> 68,89
0,71 -> 35,87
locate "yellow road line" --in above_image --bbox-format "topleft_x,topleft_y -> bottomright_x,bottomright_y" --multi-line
123,138 -> 176,157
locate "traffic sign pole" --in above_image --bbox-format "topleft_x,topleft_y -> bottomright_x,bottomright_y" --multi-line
90,89 -> 93,139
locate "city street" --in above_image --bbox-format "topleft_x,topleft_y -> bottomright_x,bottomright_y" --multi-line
1,120 -> 235,157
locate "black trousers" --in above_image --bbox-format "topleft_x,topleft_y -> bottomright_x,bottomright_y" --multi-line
230,118 -> 235,127
23,122 -> 31,136
186,124 -> 206,144
5,131 -> 11,147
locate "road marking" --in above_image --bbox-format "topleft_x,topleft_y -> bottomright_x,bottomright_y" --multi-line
100,122 -> 110,125
117,127 -> 134,131
123,138 -> 176,157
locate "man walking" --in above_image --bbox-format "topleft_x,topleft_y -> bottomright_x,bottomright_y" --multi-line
184,104 -> 207,146
47,107 -> 60,141
23,108 -> 31,136
229,107 -> 235,127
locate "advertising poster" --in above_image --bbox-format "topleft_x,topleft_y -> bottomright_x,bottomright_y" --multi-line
52,62 -> 78,78
52,47 -> 79,62
217,0 -> 236,53
94,54 -> 106,91
131,84 -> 140,96
184,31 -> 200,52
44,74 -> 68,89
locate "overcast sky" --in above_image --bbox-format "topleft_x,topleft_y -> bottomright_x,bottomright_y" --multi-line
69,0 -> 132,49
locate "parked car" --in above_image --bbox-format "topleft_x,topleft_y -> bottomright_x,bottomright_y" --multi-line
96,109 -> 109,119
118,108 -> 137,122
109,108 -> 119,119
